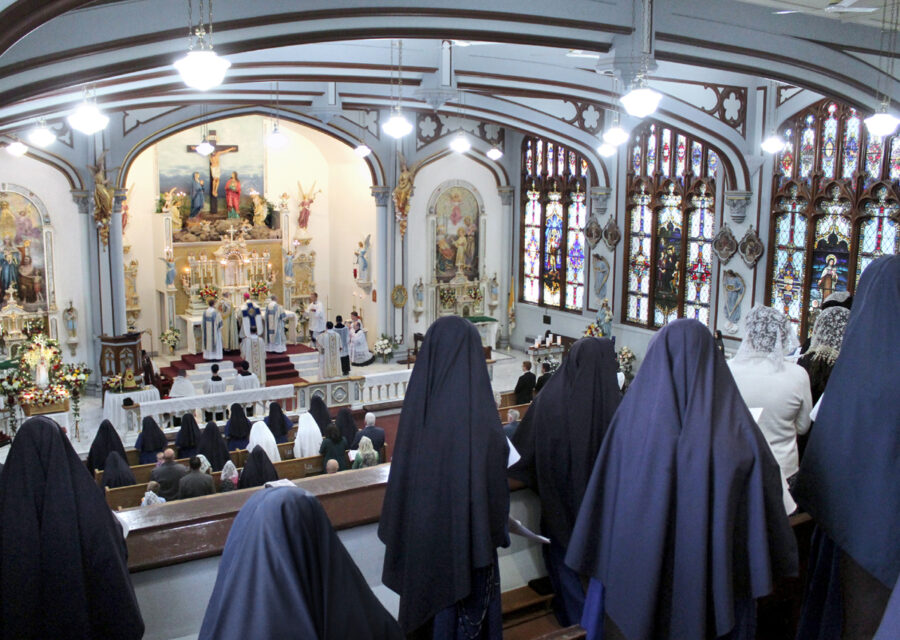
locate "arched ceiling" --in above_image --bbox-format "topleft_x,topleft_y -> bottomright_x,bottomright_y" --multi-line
1,0 -> 898,192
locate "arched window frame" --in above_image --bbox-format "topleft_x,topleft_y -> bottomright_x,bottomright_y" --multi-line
622,122 -> 722,329
766,99 -> 900,337
519,136 -> 592,311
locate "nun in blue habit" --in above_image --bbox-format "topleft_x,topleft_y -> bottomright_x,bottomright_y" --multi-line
509,337 -> 621,627
379,316 -> 510,639
224,402 -> 251,451
793,255 -> 900,639
199,486 -> 402,640
174,413 -> 202,459
566,319 -> 798,640
0,417 -> 144,639
134,416 -> 168,465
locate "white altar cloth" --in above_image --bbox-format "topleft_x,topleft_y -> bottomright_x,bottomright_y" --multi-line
103,387 -> 161,430
138,384 -> 295,428
472,320 -> 500,348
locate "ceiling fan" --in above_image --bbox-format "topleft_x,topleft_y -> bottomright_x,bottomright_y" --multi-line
774,0 -> 878,15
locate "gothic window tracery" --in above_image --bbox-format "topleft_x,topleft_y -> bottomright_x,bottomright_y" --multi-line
768,99 -> 900,336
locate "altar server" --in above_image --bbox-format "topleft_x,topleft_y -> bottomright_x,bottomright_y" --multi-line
232,360 -> 259,391
510,337 -> 621,627
202,364 -> 227,421
135,416 -> 168,465
201,299 -> 223,361
264,295 -> 288,353
240,294 -> 267,385
379,316 -> 509,637
0,417 -> 145,639
224,402 -> 252,451
248,421 -> 281,463
334,315 -> 351,375
199,487 -> 403,640
174,413 -> 202,459
102,451 -> 136,489
169,369 -> 195,398
794,255 -> 899,639
264,401 -> 292,444
317,321 -> 342,380
86,418 -> 127,475
349,321 -> 374,366
566,319 -> 797,640
293,413 -> 323,459
197,421 -> 231,472
306,291 -> 326,345
237,445 -> 279,489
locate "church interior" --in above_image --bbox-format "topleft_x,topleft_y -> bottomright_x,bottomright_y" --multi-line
0,1 -> 897,639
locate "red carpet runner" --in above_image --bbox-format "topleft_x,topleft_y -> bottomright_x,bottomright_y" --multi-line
160,344 -> 315,387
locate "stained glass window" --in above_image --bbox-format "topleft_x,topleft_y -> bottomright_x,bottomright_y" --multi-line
520,136 -> 592,311
624,122 -> 723,329
769,99 -> 900,336
565,189 -> 587,310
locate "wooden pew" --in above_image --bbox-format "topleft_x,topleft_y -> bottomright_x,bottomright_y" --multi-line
500,403 -> 530,423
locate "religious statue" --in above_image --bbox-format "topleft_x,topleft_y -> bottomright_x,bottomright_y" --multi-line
225,171 -> 241,219
284,242 -> 300,279
0,200 -> 14,242
297,181 -> 321,229
162,187 -> 183,230
159,249 -> 176,288
723,269 -> 746,334
63,301 -> 77,339
209,146 -> 238,197
121,183 -> 134,232
413,277 -> 424,310
592,253 -> 610,300
189,171 -> 205,218
489,273 -> 500,306
89,151 -> 114,245
250,192 -> 267,227
355,234 -> 371,284
0,239 -> 20,300
453,228 -> 468,277
122,368 -> 139,390
596,298 -> 613,338
392,152 -> 421,237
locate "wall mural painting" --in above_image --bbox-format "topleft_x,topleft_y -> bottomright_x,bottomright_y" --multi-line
434,185 -> 480,283
157,116 -> 277,242
0,192 -> 48,311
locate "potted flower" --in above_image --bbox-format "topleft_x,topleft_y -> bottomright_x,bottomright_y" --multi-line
160,326 -> 182,354
372,335 -> 395,363
198,285 -> 219,303
617,345 -> 636,389
250,281 -> 270,300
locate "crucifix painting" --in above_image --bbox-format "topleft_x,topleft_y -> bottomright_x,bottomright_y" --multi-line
158,115 -> 265,219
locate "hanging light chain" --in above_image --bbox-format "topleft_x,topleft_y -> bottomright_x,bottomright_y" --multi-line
186,0 -> 193,50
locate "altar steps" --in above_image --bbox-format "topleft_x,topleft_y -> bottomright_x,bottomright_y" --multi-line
160,344 -> 315,389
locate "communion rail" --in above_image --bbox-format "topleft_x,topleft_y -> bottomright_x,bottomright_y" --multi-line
136,384 -> 296,429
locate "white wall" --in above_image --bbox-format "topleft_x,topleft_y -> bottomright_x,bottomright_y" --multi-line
0,154 -> 93,365
405,153 -> 505,337
123,116 -> 378,345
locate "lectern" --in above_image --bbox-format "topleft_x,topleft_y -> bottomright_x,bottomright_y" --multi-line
98,333 -> 143,378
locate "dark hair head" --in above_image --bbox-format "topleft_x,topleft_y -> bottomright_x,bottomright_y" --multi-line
241,361 -> 249,371
189,456 -> 201,470
208,299 -> 215,306
523,361 -> 532,371
325,423 -> 342,443
123,398 -> 134,407
326,321 -> 334,329
211,364 -> 219,374
336,315 -> 343,323
541,362 -> 550,372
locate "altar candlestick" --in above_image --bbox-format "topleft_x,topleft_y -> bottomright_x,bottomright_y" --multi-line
533,338 -> 540,348
556,335 -> 562,345
545,335 -> 552,346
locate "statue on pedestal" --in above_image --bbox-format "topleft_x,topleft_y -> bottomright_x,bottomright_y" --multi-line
355,234 -> 371,285
297,181 -> 321,229
162,187 -> 183,230
251,192 -> 267,227
596,298 -> 613,338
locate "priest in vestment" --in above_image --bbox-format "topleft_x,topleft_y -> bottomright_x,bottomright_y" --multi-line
264,295 -> 288,353
201,299 -> 223,361
217,293 -> 239,352
317,321 -> 341,380
240,294 -> 267,385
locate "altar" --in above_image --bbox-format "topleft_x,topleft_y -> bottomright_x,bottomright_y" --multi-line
466,316 -> 499,348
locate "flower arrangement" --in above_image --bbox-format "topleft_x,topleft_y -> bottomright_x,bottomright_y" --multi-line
22,318 -> 44,339
583,322 -> 605,338
373,335 -> 395,362
198,285 -> 219,302
466,286 -> 483,303
18,384 -> 69,409
21,333 -> 62,372
439,288 -> 457,308
617,345 -> 636,387
160,327 -> 181,352
250,281 -> 270,298
103,373 -> 124,393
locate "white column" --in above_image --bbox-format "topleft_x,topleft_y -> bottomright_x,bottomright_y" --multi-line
109,189 -> 128,335
371,186 -> 391,338
72,190 -> 101,393
497,186 -> 515,348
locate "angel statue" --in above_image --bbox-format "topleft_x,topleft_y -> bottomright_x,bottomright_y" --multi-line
88,150 -> 114,246
392,151 -> 422,237
161,187 -> 183,230
355,234 -> 371,284
159,249 -> 176,288
250,192 -> 267,227
297,181 -> 322,229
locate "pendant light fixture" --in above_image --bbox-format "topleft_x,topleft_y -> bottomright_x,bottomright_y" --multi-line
620,0 -> 661,119
5,141 -> 27,157
865,0 -> 900,137
67,87 -> 109,135
602,91 -> 629,147
195,109 -> 214,156
174,0 -> 230,91
486,145 -> 503,160
266,82 -> 289,149
449,90 -> 471,154
27,119 -> 56,148
597,143 -> 616,158
354,143 -> 372,157
760,133 -> 787,154
382,41 -> 413,139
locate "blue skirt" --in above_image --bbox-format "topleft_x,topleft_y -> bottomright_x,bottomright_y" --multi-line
431,559 -> 502,640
